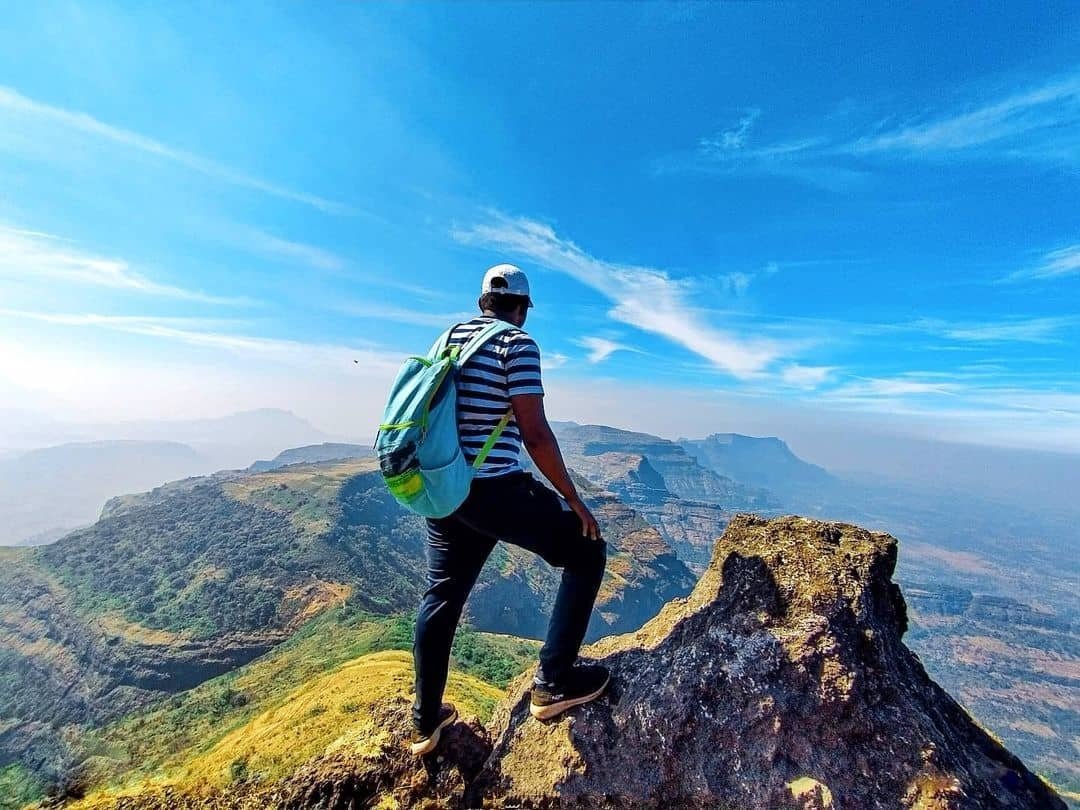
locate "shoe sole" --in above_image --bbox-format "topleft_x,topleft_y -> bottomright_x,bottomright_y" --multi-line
409,707 -> 458,756
529,674 -> 610,721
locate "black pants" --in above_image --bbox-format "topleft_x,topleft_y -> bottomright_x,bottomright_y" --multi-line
412,471 -> 607,729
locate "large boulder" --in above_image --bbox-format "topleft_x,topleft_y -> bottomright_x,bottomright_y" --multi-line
475,515 -> 1065,809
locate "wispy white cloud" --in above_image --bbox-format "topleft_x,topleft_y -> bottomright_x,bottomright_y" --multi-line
713,261 -> 780,296
1,308 -> 397,369
452,212 -> 794,378
829,376 -> 963,399
913,315 -> 1075,344
546,352 -> 570,370
670,69 -> 1080,184
780,364 -> 834,389
205,221 -> 444,298
699,108 -> 761,154
853,72 -> 1080,158
576,336 -> 634,364
221,225 -> 348,273
0,85 -> 354,216
1004,244 -> 1080,283
0,225 -> 248,305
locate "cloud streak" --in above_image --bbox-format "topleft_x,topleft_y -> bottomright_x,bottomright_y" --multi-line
1004,244 -> 1080,283
453,213 -> 794,378
914,315 -> 1076,344
0,226 -> 248,305
0,85 -> 354,216
668,69 -> 1080,184
577,336 -> 633,364
780,364 -> 834,389
223,226 -> 349,273
1,308 -> 398,370
854,72 -> 1080,158
699,108 -> 761,154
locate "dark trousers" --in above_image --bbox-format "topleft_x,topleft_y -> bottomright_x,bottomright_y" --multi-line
412,471 -> 607,729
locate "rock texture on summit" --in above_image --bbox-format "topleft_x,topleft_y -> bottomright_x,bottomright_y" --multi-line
476,515 -> 1065,809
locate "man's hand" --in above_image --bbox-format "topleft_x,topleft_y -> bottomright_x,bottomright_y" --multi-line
512,393 -> 601,541
568,496 -> 602,542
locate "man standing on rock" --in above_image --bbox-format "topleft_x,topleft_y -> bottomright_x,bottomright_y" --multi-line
410,263 -> 610,755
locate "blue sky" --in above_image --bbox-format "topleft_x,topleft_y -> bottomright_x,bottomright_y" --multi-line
1,2 -> 1078,459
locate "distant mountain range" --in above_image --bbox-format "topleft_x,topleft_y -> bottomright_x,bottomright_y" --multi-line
0,407 -> 330,469
679,432 -> 834,498
0,440 -> 206,546
0,410 -> 337,545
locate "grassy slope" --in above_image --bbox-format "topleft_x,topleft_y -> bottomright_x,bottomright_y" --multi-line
3,456 -> 695,808
74,607 -> 538,800
76,651 -> 498,804
0,764 -> 45,810
35,460 -> 410,638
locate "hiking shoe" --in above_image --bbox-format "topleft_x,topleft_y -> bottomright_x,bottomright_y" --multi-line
410,703 -> 458,756
529,664 -> 610,720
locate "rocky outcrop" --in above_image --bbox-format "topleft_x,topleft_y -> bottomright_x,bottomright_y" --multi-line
476,515 -> 1065,809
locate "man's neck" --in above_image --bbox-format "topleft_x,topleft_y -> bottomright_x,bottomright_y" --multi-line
481,310 -> 518,326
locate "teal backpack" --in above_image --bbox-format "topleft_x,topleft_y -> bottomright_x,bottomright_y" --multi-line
375,319 -> 515,518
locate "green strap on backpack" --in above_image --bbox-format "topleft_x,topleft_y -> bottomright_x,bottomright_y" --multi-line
473,408 -> 513,470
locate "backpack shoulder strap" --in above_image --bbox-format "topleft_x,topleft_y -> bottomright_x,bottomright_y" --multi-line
426,324 -> 458,359
456,319 -> 517,367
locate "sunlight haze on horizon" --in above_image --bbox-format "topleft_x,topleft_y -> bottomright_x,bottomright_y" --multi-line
1,2 -> 1078,475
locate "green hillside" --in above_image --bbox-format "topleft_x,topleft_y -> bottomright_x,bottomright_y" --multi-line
68,608 -> 536,803
0,458 -> 692,802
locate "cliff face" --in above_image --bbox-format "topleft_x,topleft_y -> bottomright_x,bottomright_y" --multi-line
680,433 -> 834,497
115,516 -> 1065,810
552,423 -> 778,510
478,515 -> 1064,809
540,447 -> 736,571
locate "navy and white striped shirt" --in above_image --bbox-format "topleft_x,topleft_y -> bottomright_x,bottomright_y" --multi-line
448,316 -> 544,478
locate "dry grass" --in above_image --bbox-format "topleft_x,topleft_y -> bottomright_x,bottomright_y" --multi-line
94,612 -> 187,645
74,650 -> 502,804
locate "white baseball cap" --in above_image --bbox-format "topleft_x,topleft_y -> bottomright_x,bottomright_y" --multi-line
481,263 -> 533,307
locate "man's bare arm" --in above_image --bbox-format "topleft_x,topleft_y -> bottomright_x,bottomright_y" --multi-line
511,393 -> 601,541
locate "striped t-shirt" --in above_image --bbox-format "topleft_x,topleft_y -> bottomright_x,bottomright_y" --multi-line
448,316 -> 544,478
